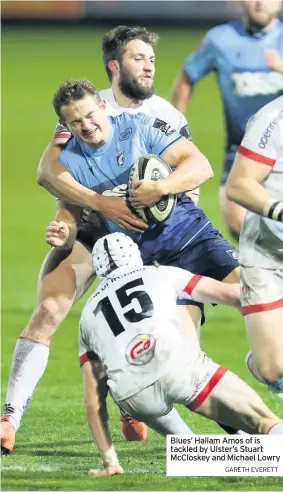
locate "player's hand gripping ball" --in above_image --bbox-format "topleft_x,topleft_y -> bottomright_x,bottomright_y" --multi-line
128,154 -> 176,224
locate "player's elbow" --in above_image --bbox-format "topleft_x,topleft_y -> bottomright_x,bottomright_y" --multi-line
201,157 -> 214,181
226,176 -> 242,204
37,166 -> 47,187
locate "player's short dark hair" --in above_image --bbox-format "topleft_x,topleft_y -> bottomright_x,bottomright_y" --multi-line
102,25 -> 159,81
53,79 -> 101,119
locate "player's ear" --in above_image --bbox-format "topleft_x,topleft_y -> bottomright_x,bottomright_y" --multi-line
108,60 -> 120,76
99,99 -> 107,111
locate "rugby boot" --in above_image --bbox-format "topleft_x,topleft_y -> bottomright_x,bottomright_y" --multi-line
120,415 -> 148,441
1,416 -> 15,455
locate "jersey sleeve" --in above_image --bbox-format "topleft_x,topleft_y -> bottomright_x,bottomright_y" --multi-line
53,121 -> 72,144
183,32 -> 217,83
161,266 -> 203,300
237,107 -> 281,167
137,113 -> 185,156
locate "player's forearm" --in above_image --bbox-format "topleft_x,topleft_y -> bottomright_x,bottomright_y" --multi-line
226,176 -> 276,216
82,361 -> 119,468
158,155 -> 213,195
86,401 -> 112,451
172,72 -> 194,114
192,278 -> 240,309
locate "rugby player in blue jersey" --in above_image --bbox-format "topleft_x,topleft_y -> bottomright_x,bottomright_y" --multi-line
172,0 -> 283,240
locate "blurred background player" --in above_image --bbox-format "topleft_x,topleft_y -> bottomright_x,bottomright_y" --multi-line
172,0 -> 283,240
78,233 -> 282,476
226,96 -> 283,400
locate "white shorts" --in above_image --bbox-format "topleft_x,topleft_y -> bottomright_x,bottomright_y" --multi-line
115,352 -> 226,420
240,265 -> 283,316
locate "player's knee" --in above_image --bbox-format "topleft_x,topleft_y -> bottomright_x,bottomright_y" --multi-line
40,297 -> 71,325
25,297 -> 72,337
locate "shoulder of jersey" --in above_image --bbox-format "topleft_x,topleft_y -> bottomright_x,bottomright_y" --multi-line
99,88 -> 113,100
149,94 -> 182,114
246,97 -> 283,131
205,22 -> 235,41
257,97 -> 283,120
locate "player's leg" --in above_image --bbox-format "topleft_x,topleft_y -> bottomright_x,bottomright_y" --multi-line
241,265 -> 283,399
189,368 -> 282,434
1,241 -> 94,454
245,309 -> 283,397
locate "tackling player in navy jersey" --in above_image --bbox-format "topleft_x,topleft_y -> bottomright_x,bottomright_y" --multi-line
172,0 -> 283,240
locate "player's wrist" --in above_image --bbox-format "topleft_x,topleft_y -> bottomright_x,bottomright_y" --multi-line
99,445 -> 120,468
156,179 -> 170,196
90,192 -> 104,212
263,198 -> 283,222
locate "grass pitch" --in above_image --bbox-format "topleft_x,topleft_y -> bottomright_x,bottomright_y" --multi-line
2,26 -> 283,491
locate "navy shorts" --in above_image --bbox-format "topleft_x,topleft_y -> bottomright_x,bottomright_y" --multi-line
165,224 -> 239,325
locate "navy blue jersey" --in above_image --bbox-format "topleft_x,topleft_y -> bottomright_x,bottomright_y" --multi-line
59,112 -> 208,263
184,20 -> 283,148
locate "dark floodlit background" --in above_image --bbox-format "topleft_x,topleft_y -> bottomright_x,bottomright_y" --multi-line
2,2 -> 282,490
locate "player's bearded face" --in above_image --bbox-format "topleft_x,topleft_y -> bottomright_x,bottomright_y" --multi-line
62,95 -> 110,148
118,40 -> 155,100
245,0 -> 281,29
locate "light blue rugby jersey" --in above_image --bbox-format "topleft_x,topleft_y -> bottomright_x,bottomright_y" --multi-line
184,20 -> 283,149
59,112 -> 208,263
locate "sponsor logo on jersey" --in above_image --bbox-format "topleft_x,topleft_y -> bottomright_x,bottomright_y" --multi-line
141,115 -> 151,126
153,118 -> 176,136
257,110 -> 283,149
116,150 -> 126,167
187,355 -> 214,404
120,127 -> 132,141
226,249 -> 239,260
126,334 -> 156,366
232,71 -> 283,97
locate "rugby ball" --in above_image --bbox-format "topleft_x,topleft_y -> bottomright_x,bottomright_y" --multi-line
128,154 -> 177,224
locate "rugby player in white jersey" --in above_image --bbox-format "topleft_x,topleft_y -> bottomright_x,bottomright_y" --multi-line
1,26 -> 212,454
76,233 -> 282,476
226,96 -> 283,399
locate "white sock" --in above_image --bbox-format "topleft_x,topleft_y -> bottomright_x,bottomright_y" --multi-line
4,338 -> 49,431
268,422 -> 283,435
145,407 -> 194,437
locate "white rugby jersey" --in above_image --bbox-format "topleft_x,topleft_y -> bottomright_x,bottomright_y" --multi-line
79,265 -> 202,401
238,96 -> 283,267
53,88 -> 190,141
